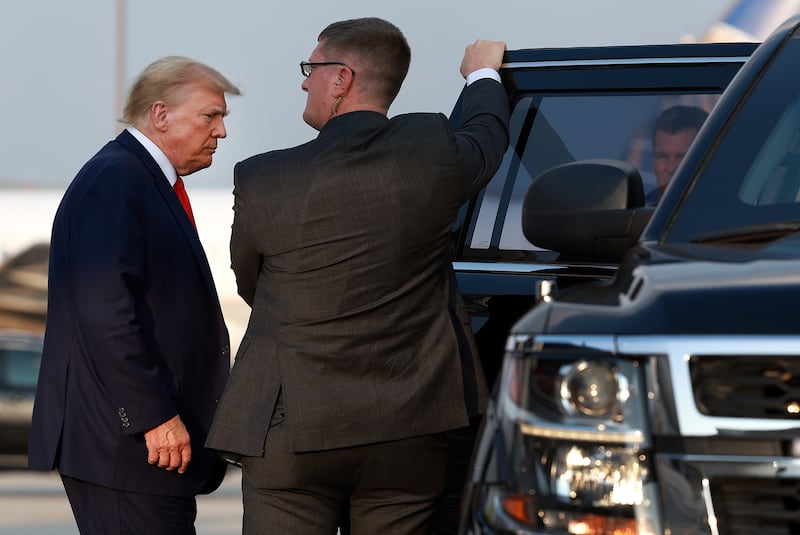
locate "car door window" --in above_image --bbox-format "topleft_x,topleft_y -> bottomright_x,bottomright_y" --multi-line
466,91 -> 721,256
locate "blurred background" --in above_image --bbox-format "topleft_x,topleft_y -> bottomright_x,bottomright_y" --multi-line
5,0 -> 793,191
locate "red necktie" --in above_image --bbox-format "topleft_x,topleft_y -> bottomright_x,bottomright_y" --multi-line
173,176 -> 196,228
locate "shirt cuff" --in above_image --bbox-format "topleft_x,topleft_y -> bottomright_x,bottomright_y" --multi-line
466,68 -> 501,86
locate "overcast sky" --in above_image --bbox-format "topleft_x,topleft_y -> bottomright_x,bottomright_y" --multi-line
0,0 -> 762,189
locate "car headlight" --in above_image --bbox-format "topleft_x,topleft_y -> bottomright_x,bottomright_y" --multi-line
553,444 -> 646,507
480,336 -> 661,535
560,360 -> 628,418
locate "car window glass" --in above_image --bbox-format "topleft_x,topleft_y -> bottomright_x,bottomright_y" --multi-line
467,91 -> 720,255
667,36 -> 800,242
1,348 -> 40,390
739,92 -> 800,206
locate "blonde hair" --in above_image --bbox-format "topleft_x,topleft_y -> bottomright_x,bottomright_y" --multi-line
122,56 -> 241,128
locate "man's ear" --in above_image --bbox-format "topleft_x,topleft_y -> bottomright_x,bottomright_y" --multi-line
151,101 -> 169,132
332,66 -> 354,97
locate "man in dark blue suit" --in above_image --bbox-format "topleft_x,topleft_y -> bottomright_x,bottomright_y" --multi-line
28,56 -> 240,535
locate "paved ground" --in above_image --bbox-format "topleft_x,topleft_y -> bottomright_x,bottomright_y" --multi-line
0,468 -> 243,534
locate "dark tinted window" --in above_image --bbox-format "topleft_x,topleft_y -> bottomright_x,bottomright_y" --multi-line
667,35 -> 800,243
465,91 -> 720,255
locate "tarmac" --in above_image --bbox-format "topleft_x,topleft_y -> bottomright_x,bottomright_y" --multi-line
0,467 -> 243,534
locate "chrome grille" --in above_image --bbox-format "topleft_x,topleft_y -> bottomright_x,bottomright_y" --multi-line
711,477 -> 800,534
690,356 -> 800,419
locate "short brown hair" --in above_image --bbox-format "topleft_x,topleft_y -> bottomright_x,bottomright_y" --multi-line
318,18 -> 411,108
653,105 -> 708,143
122,56 -> 241,128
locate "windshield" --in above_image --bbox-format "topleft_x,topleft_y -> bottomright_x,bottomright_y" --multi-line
666,34 -> 800,246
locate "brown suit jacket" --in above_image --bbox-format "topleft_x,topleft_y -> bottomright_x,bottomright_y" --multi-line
207,79 -> 509,456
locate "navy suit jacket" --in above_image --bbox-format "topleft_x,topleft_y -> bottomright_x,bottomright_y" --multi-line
28,130 -> 230,496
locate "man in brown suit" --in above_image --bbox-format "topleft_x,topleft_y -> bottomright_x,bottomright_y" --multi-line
207,17 -> 509,534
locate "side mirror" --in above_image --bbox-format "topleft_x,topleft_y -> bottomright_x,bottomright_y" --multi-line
522,159 -> 653,260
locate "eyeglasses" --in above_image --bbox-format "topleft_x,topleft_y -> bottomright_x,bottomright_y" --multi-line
300,61 -> 356,77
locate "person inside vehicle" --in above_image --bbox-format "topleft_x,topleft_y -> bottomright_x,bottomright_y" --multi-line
646,104 -> 708,206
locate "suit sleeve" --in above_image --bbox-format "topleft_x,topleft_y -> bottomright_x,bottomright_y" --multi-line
67,165 -> 177,436
452,78 -> 511,199
230,161 -> 262,306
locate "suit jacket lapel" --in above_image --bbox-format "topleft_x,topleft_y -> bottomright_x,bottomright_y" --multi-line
115,130 -> 222,304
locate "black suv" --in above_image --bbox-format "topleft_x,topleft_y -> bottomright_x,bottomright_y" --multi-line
440,38 -> 757,534
458,15 -> 800,535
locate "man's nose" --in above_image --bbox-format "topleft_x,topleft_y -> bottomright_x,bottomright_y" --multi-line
214,120 -> 228,139
668,156 -> 682,171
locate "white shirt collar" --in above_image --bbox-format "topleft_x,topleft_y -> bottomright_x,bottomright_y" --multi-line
127,126 -> 178,187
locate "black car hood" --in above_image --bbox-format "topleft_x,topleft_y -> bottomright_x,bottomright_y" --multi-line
514,247 -> 800,336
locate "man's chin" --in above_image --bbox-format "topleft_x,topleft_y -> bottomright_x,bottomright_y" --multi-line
302,111 -> 322,131
183,159 -> 214,176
